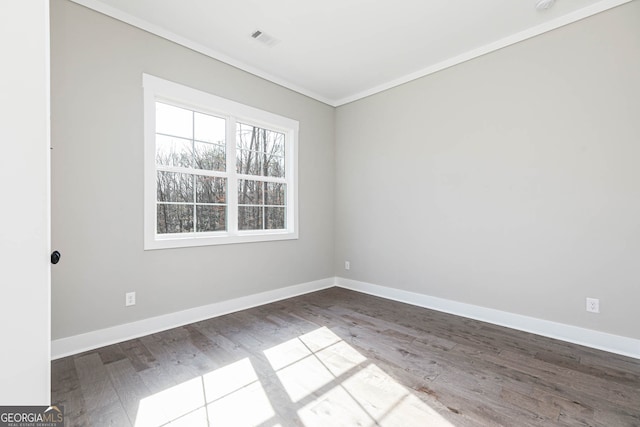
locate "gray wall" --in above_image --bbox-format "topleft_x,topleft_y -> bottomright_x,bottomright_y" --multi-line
335,2 -> 640,339
53,0 -> 639,343
51,0 -> 335,339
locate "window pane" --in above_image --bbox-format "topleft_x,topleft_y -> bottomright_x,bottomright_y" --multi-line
238,206 -> 263,230
268,155 -> 285,178
265,207 -> 285,229
194,112 -> 225,144
236,123 -> 257,152
236,123 -> 284,156
270,133 -> 285,157
237,151 -> 285,178
194,141 -> 225,171
157,171 -> 193,203
156,102 -> 193,139
238,179 -> 263,205
265,182 -> 285,206
236,148 -> 262,176
157,204 -> 193,234
196,176 -> 226,204
196,205 -> 226,232
156,134 -> 193,168
236,123 -> 285,177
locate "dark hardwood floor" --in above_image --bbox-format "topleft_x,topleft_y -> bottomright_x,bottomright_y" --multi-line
52,287 -> 640,426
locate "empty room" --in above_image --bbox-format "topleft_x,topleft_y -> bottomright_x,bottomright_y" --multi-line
1,0 -> 639,426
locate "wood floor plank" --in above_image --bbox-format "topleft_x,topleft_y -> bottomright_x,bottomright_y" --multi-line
159,326 -> 219,376
117,338 -> 160,372
51,357 -> 80,396
492,348 -> 640,411
138,332 -> 203,386
88,400 -> 132,427
105,358 -> 151,424
97,344 -> 127,366
530,386 -> 595,427
190,321 -> 253,367
74,353 -> 120,412
52,288 -> 640,426
137,365 -> 177,397
51,358 -> 90,427
72,352 -> 131,426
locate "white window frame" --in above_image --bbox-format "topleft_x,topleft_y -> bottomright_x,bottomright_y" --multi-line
143,74 -> 298,250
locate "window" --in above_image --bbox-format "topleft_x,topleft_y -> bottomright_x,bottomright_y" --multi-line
143,74 -> 298,249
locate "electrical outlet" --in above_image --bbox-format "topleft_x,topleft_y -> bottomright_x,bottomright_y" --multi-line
125,292 -> 136,307
345,261 -> 350,270
586,297 -> 599,313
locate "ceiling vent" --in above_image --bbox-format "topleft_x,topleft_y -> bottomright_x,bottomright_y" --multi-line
250,30 -> 280,47
535,0 -> 556,10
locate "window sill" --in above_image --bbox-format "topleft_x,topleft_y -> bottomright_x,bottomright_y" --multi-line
144,230 -> 298,250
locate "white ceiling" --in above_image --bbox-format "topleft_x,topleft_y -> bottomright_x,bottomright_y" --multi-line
71,0 -> 631,106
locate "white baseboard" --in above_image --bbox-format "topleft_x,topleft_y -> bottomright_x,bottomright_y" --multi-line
336,277 -> 640,360
52,276 -> 640,360
51,278 -> 335,360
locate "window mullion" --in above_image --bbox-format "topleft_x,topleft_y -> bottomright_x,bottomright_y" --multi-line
227,116 -> 238,234
235,173 -> 286,183
192,112 -> 197,233
262,181 -> 266,230
157,165 -> 227,178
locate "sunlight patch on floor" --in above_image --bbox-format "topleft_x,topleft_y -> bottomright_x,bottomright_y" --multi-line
341,364 -> 449,426
264,327 -> 365,403
135,326 -> 455,426
266,327 -> 455,427
202,358 -> 259,402
135,357 -> 275,426
206,380 -> 275,426
136,376 -> 205,426
164,407 -> 208,426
